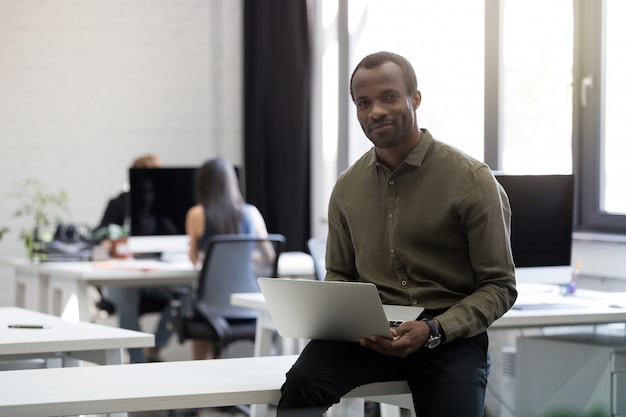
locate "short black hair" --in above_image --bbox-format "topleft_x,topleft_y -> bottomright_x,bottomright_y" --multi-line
349,51 -> 418,102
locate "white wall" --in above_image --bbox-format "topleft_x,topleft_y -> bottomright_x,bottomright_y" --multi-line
0,0 -> 243,260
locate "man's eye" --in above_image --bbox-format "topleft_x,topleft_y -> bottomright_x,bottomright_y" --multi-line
386,95 -> 398,101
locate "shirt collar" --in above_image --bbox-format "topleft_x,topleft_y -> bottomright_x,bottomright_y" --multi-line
366,129 -> 434,168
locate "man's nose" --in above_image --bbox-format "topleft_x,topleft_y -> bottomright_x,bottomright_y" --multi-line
369,101 -> 388,119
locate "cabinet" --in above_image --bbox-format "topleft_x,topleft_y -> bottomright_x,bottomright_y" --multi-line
516,333 -> 626,417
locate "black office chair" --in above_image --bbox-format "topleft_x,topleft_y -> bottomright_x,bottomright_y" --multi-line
170,233 -> 286,357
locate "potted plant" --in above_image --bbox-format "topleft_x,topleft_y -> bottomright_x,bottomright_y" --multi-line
3,178 -> 70,261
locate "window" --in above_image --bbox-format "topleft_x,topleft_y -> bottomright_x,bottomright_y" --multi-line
602,0 -> 626,214
322,0 -> 626,236
578,0 -> 626,232
347,0 -> 485,164
499,0 -> 573,175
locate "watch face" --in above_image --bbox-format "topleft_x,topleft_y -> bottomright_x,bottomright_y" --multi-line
427,336 -> 441,349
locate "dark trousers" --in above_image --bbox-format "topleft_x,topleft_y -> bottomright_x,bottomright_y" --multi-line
277,332 -> 490,417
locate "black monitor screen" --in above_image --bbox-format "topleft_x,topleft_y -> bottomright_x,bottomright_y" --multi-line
129,168 -> 198,236
495,174 -> 574,268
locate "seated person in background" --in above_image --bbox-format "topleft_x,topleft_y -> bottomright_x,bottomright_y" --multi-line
97,154 -> 164,237
98,154 -> 175,363
185,157 -> 274,360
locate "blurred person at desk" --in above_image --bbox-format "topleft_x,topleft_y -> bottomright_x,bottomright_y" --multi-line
184,157 -> 274,360
96,154 -> 176,363
97,154 -> 164,240
276,52 -> 517,417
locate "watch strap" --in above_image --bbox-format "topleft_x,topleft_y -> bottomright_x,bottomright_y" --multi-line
423,319 -> 439,337
422,318 -> 442,348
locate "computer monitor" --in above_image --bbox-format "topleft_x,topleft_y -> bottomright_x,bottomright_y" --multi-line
128,167 -> 197,258
128,165 -> 243,258
494,174 -> 575,284
129,167 -> 198,237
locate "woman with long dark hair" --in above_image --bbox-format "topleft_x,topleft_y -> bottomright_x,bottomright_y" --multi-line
185,157 -> 273,359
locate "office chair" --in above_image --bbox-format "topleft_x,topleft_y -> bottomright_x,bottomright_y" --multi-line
170,233 -> 286,357
307,236 -> 327,281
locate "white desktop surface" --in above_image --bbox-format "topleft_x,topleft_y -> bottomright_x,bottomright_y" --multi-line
2,257 -> 198,285
0,306 -> 153,365
2,257 -> 199,321
0,355 -> 300,417
1,251 -> 315,321
231,284 -> 626,343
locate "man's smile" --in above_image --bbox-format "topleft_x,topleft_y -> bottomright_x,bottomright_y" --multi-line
369,121 -> 394,134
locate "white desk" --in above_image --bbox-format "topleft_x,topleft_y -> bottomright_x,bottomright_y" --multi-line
232,285 -> 626,344
231,285 -> 626,358
0,306 -> 154,366
1,251 -> 314,322
0,354 -> 412,417
492,283 -> 626,328
2,258 -> 198,321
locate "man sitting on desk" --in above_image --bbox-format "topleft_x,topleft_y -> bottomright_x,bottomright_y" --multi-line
276,52 -> 518,417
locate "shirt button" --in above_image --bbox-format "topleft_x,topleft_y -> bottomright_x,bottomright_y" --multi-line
390,248 -> 396,254
387,213 -> 393,219
389,179 -> 395,185
401,280 -> 407,286
412,300 -> 418,305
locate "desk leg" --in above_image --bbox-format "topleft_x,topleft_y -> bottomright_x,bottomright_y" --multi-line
45,357 -> 63,368
104,348 -> 125,365
14,270 -> 48,313
254,310 -> 277,357
48,275 -> 91,322
250,310 -> 281,417
327,398 -> 365,417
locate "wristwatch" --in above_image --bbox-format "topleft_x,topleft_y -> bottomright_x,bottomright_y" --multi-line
422,319 -> 442,349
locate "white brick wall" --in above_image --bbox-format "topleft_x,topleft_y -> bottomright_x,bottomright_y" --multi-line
0,0 -> 243,305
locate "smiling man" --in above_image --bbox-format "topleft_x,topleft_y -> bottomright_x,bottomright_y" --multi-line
276,51 -> 517,417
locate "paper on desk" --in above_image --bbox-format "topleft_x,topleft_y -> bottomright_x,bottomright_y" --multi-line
94,260 -> 193,271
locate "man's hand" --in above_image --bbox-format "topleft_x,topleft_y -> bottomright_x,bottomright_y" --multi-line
358,320 -> 430,358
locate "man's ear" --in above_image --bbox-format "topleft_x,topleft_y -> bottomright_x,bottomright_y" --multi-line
412,90 -> 422,111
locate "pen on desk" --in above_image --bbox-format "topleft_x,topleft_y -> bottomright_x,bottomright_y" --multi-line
8,324 -> 49,329
566,259 -> 582,295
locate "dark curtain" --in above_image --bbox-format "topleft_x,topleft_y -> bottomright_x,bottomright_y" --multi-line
243,0 -> 311,252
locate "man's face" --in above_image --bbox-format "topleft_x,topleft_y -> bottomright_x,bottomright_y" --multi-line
351,62 -> 420,149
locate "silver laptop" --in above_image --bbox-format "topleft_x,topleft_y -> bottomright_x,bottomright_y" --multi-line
257,278 -> 425,343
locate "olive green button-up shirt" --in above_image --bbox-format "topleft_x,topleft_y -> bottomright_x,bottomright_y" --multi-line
325,129 -> 517,342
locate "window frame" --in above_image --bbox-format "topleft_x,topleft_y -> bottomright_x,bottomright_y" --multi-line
574,0 -> 626,234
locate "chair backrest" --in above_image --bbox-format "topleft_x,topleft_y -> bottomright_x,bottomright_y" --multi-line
195,233 -> 286,319
307,236 -> 327,281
